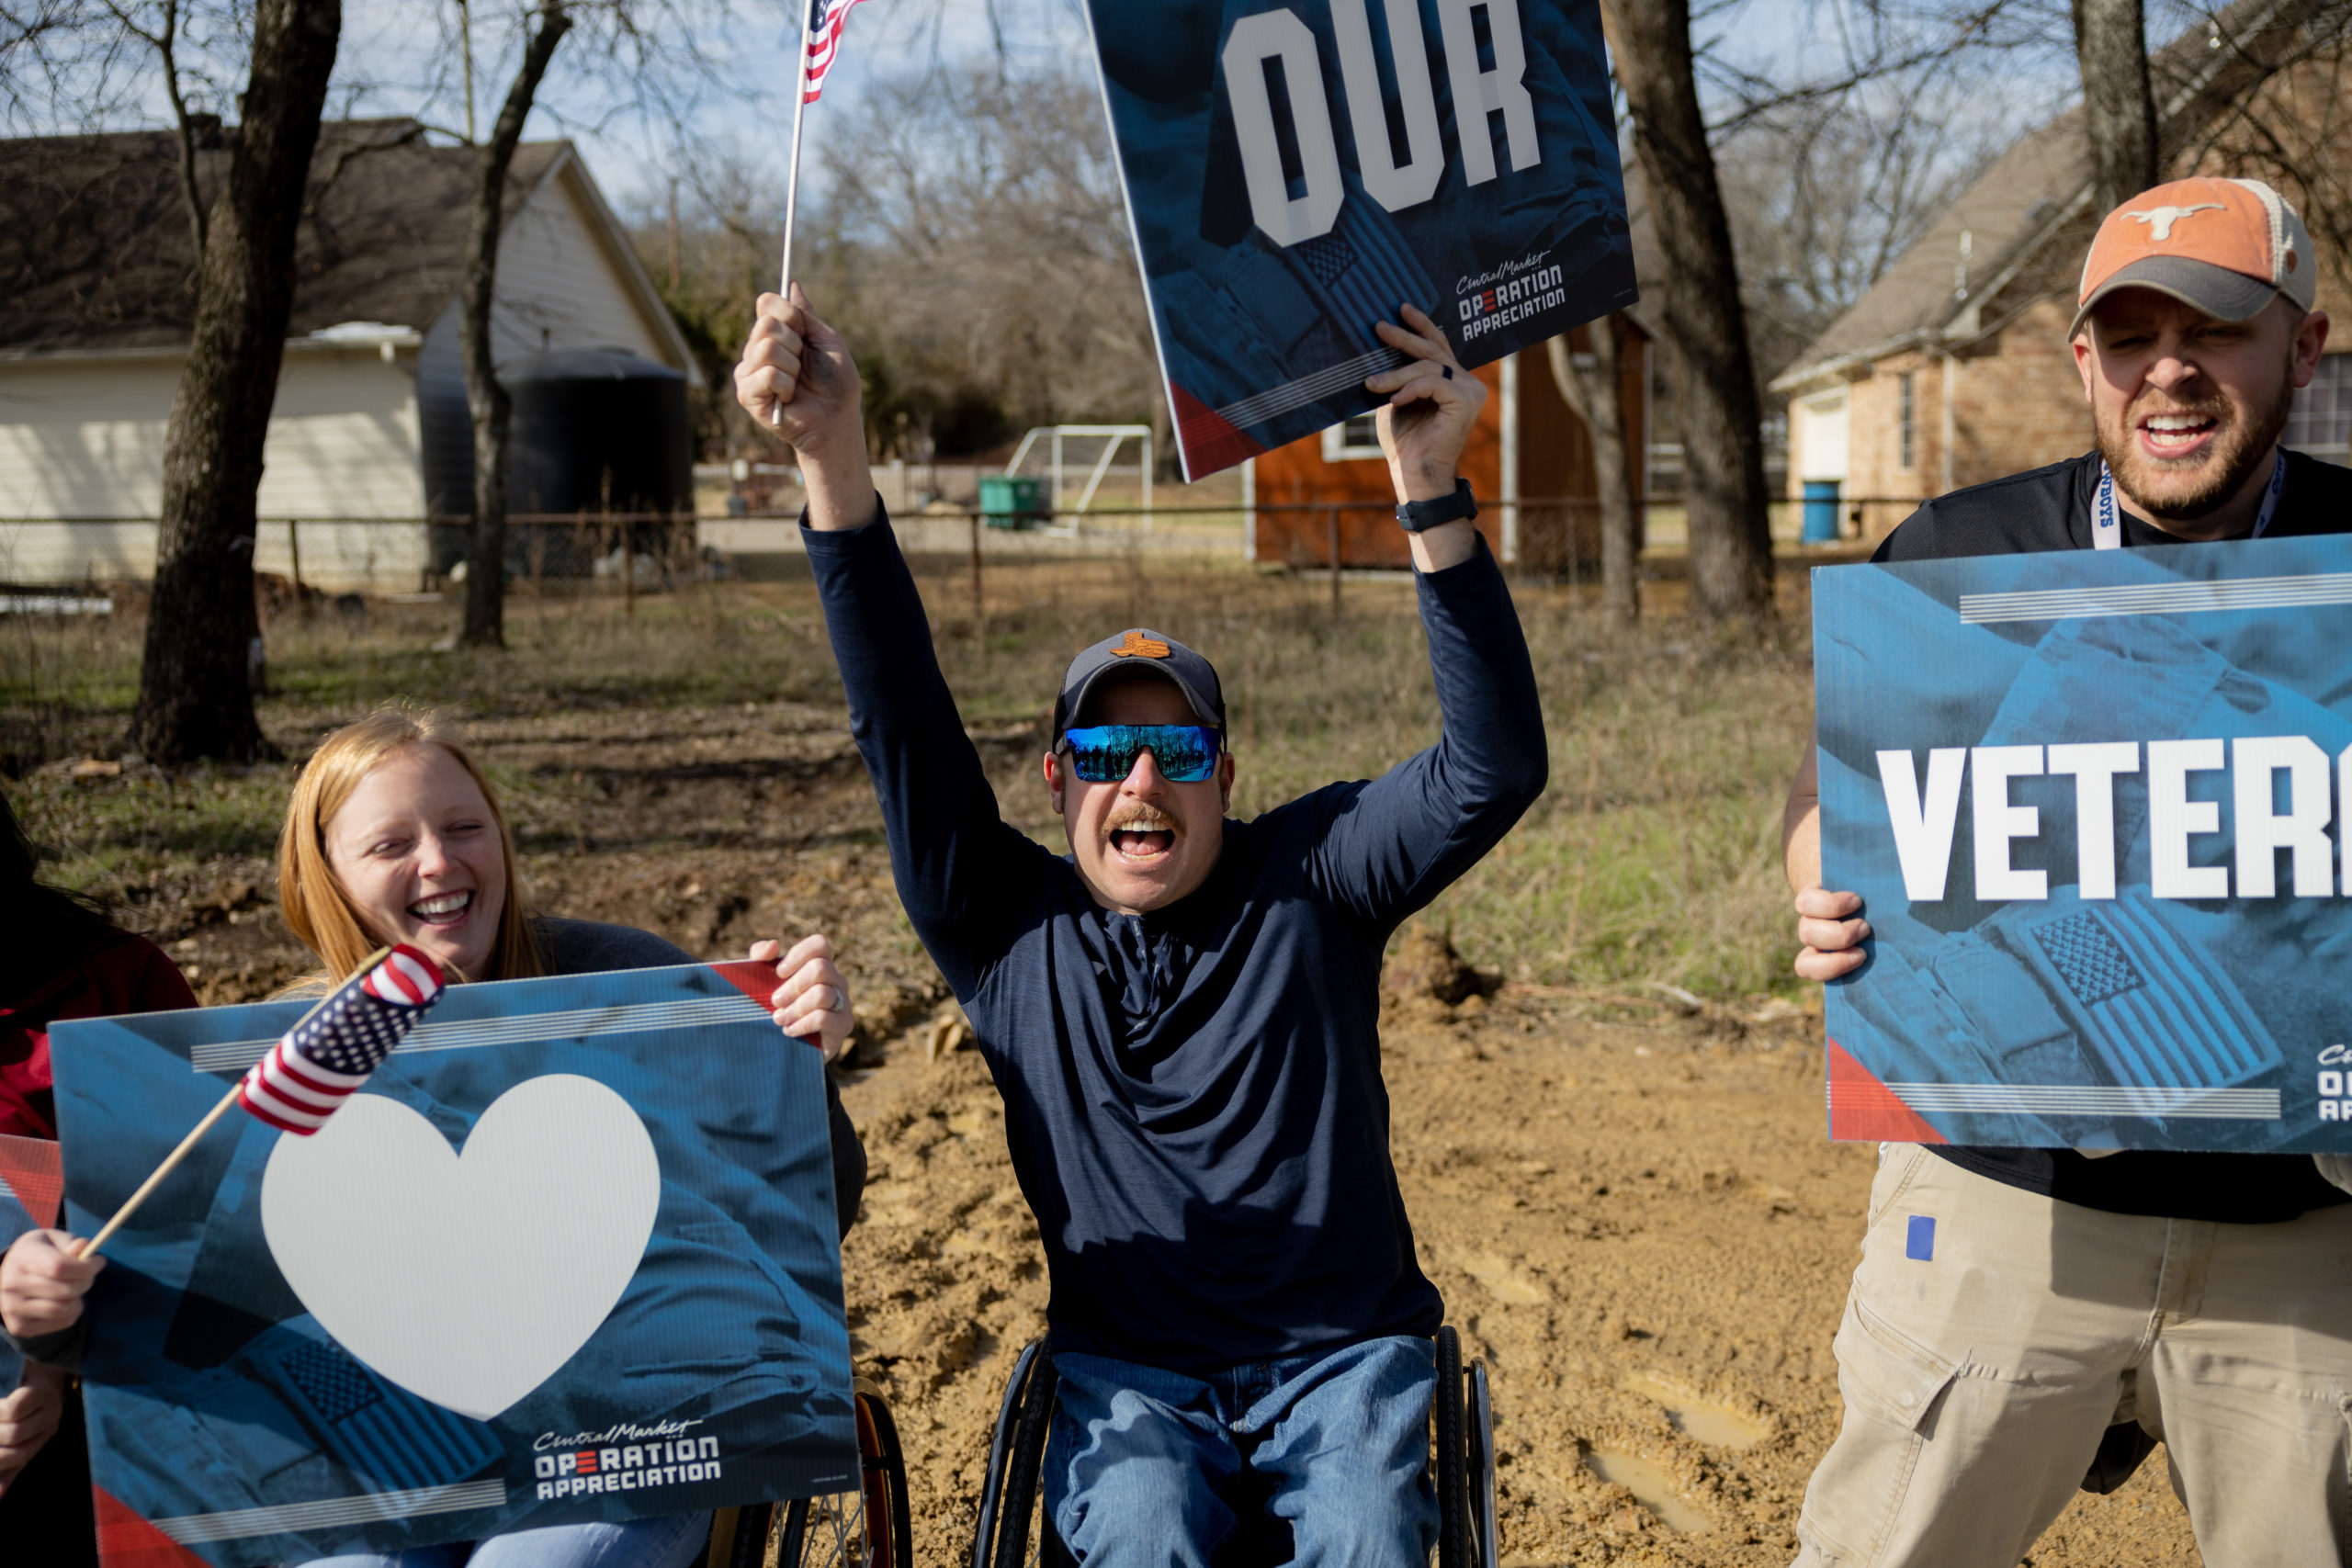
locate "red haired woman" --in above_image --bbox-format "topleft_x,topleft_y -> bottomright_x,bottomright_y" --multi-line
13,711 -> 866,1568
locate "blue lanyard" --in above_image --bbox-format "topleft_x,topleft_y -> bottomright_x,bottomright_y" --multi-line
2092,450 -> 2286,549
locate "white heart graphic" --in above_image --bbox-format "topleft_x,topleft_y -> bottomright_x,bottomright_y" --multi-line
260,1074 -> 660,1421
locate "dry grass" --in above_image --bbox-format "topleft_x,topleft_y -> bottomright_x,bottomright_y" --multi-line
2,548 -> 1815,1000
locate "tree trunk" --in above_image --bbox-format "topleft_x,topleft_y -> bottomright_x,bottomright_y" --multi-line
2074,0 -> 2158,218
1544,318 -> 1639,625
128,0 -> 340,765
1600,0 -> 1774,621
459,0 -> 571,649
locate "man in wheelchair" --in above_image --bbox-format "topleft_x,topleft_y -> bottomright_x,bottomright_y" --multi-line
737,288 -> 1545,1565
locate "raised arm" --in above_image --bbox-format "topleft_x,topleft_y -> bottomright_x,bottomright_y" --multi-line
1307,308 -> 1548,923
737,288 -> 1046,992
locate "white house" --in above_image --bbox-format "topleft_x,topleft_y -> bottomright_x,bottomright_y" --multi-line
0,119 -> 699,590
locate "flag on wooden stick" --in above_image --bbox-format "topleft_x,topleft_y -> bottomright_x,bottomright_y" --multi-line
239,946 -> 444,1134
77,946 -> 447,1259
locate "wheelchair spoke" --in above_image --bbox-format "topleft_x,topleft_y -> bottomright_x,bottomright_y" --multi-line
782,1488 -> 874,1568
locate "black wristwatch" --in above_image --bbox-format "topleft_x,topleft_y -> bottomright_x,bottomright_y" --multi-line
1396,478 -> 1477,533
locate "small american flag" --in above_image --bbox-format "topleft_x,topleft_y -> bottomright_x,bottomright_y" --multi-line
239,946 -> 444,1134
801,0 -> 872,105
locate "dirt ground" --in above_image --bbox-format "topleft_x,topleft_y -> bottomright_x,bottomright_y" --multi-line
36,694 -> 2203,1567
833,990 -> 2202,1568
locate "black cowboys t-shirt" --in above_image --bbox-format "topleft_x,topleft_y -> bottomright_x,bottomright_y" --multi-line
1872,446 -> 2352,1224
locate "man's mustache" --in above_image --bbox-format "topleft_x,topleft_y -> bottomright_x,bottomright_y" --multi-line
1103,804 -> 1178,837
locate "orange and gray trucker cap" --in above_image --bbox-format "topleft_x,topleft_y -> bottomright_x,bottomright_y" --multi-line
2071,176 -> 2315,337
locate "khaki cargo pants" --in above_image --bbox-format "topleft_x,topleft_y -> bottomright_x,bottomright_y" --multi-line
1792,1145 -> 2352,1566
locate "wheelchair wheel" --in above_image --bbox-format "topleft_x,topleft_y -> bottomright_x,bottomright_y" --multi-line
1433,1326 -> 1468,1568
971,1340 -> 1060,1568
1466,1362 -> 1497,1568
775,1379 -> 914,1568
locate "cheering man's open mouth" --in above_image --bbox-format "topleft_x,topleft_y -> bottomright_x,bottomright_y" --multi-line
1105,805 -> 1179,864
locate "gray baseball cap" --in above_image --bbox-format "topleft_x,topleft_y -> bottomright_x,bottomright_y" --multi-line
1052,629 -> 1227,738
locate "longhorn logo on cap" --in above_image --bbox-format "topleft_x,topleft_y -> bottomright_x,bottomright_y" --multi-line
2123,203 -> 2222,243
1111,631 -> 1170,659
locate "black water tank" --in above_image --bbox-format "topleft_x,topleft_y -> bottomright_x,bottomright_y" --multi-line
504,347 -> 693,517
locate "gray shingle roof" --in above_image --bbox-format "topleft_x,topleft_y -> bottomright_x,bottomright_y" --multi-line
1777,0 -> 2328,389
0,118 -> 564,356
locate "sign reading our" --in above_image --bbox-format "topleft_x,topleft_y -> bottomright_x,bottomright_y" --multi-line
1084,0 -> 1636,479
1221,0 -> 1541,243
1812,536 -> 2352,1156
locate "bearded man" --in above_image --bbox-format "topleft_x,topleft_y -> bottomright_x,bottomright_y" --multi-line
1784,176 -> 2352,1565
735,290 -> 1545,1564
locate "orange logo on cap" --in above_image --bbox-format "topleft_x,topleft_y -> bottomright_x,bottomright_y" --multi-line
1111,631 -> 1170,659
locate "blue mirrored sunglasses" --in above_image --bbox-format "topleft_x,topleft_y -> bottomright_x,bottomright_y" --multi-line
1058,724 -> 1223,784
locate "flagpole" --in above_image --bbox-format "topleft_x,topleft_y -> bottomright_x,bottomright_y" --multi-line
779,5 -> 814,303
75,946 -> 391,1260
77,1085 -> 243,1260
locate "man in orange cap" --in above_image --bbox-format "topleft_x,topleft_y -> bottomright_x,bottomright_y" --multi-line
1781,176 -> 2349,1564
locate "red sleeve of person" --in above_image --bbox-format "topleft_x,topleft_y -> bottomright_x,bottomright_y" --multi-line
1,932 -> 196,1143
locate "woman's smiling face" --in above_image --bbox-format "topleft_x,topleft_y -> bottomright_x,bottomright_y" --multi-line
322,743 -> 507,980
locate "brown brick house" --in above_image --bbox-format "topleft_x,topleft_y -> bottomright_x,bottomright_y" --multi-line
1774,0 -> 2352,541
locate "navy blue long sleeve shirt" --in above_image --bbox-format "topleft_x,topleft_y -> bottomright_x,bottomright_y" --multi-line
807,508 -> 1545,1373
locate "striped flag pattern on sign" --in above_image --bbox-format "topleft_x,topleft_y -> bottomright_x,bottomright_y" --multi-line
802,0 -> 872,104
238,946 -> 445,1134
2022,899 -> 2272,1089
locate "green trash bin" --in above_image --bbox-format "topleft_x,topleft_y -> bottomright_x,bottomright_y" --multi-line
979,474 -> 1047,529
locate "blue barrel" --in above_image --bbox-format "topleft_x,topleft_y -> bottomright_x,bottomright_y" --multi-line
1801,480 -> 1842,543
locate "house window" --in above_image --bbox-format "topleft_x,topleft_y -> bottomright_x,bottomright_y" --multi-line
1320,412 -> 1385,463
2287,355 -> 2352,467
1898,373 -> 1916,469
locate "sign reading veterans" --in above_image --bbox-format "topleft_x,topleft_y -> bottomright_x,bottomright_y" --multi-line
1083,0 -> 1636,479
1814,536 -> 2352,1156
44,962 -> 854,1566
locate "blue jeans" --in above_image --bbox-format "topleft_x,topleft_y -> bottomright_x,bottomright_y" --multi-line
287,1509 -> 711,1568
1044,1337 -> 1437,1568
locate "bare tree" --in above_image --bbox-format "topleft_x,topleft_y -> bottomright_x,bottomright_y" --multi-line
2182,6 -> 2352,303
1603,0 -> 1775,621
811,65 -> 1161,457
126,0 -> 340,763
458,0 -> 569,650
1545,318 -> 1640,626
1716,61 -> 2029,380
2075,0 -> 2158,211
413,0 -> 782,648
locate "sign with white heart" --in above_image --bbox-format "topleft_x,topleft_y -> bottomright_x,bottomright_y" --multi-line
261,1076 -> 662,1422
50,961 -> 855,1568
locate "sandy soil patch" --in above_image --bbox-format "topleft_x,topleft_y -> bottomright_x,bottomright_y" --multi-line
834,991 -> 2199,1567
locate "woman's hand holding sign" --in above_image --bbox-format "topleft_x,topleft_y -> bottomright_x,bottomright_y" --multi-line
752,932 -> 855,1065
1,1228 -> 101,1340
0,1226 -> 97,1487
0,1359 -> 67,1494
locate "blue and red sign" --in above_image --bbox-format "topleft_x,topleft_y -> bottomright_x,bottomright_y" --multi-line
39,962 -> 854,1565
1084,0 -> 1637,479
1815,536 -> 2352,1154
